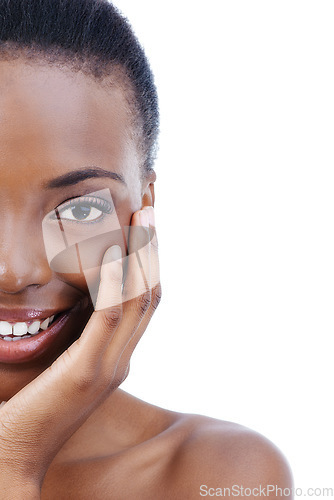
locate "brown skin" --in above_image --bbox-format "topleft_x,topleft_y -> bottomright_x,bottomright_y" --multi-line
0,60 -> 293,499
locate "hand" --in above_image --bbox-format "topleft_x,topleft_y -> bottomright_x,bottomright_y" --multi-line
0,206 -> 161,494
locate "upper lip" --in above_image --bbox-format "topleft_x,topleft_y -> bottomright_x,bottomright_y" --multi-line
0,308 -> 67,323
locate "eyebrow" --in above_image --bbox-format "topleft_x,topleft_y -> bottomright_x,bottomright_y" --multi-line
44,167 -> 127,189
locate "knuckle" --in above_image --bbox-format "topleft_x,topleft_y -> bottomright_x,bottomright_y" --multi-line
114,364 -> 130,387
97,368 -> 114,392
151,283 -> 162,309
71,366 -> 110,396
61,361 -> 99,395
102,305 -> 122,330
70,370 -> 96,395
136,289 -> 151,316
121,364 -> 130,383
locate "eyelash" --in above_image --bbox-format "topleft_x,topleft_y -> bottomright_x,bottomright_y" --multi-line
50,196 -> 114,225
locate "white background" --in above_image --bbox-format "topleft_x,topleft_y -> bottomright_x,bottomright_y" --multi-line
113,0 -> 334,495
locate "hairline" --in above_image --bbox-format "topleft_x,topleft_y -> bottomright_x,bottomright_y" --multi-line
0,42 -> 150,182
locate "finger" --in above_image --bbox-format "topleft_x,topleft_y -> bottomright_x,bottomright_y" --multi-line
118,207 -> 160,362
103,208 -> 161,379
95,245 -> 124,311
144,206 -> 160,294
61,243 -> 124,374
98,208 -> 152,371
122,208 -> 152,303
122,214 -> 161,361
110,281 -> 162,384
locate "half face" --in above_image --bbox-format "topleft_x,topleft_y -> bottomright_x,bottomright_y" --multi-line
0,59 -> 155,399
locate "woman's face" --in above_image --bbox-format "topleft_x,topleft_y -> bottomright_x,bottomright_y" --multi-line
0,59 -> 155,399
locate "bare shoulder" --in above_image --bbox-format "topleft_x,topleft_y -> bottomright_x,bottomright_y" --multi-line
161,413 -> 294,499
42,392 -> 294,499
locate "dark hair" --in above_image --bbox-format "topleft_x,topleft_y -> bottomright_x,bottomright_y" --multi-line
0,0 -> 159,177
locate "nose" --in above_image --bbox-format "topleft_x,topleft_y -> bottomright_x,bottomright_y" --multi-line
0,216 -> 52,294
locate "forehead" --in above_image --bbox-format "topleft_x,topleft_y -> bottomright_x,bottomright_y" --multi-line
0,59 -> 139,188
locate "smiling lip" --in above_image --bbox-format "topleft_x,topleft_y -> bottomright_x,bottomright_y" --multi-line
0,301 -> 86,364
0,308 -> 65,323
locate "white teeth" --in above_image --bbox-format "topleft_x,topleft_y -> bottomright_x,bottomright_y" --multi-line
27,321 -> 41,334
13,322 -> 28,336
0,322 -> 12,336
41,316 -> 52,330
3,334 -> 32,342
0,315 -> 56,339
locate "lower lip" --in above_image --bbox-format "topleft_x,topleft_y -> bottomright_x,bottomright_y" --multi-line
0,309 -> 76,364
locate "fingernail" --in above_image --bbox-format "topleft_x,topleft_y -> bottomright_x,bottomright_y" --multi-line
140,209 -> 149,228
103,245 -> 122,264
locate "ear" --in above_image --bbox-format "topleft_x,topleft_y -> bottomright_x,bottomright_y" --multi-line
141,170 -> 156,208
